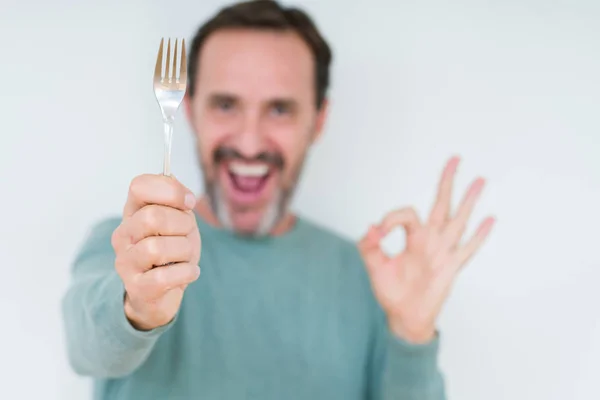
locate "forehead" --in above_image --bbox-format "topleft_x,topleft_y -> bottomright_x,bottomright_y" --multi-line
196,29 -> 315,100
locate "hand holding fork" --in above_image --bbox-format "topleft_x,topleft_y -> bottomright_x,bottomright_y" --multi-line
110,38 -> 201,331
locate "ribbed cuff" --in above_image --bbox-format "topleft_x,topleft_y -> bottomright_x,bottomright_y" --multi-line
100,272 -> 177,350
383,329 -> 441,387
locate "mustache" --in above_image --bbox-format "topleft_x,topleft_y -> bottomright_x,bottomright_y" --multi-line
213,146 -> 285,170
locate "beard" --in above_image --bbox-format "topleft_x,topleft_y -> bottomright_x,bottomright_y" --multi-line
200,145 -> 308,237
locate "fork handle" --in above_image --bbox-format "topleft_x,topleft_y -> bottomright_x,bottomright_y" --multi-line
162,120 -> 174,177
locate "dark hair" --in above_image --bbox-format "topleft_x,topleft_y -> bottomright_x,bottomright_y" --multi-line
187,0 -> 332,109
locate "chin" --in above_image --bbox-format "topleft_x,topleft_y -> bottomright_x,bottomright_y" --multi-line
223,197 -> 284,237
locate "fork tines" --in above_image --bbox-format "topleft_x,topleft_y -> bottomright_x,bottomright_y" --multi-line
154,37 -> 187,84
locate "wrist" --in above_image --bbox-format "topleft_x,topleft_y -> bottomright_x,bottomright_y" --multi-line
388,317 -> 436,344
124,293 -> 156,331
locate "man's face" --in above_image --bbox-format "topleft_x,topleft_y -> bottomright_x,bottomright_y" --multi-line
185,29 -> 327,236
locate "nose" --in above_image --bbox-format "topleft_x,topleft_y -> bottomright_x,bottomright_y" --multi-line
231,111 -> 265,158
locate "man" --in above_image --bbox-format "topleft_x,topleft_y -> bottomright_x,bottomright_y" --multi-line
61,1 -> 495,399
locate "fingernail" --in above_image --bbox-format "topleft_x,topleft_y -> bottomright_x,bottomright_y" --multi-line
185,193 -> 196,209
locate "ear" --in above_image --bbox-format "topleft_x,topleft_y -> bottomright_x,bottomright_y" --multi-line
311,98 -> 329,144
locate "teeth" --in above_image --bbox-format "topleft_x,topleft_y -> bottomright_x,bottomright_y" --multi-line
229,161 -> 269,177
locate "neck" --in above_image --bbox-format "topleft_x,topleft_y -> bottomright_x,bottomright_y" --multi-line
194,196 -> 296,237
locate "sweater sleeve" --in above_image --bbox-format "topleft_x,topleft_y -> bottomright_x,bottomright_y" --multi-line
367,304 -> 447,400
343,240 -> 446,400
60,218 -> 177,378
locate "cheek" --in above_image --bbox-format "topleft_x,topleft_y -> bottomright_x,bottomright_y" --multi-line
195,136 -> 223,183
271,131 -> 310,182
194,114 -> 228,162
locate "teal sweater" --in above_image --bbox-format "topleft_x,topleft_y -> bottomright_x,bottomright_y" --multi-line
62,213 -> 446,399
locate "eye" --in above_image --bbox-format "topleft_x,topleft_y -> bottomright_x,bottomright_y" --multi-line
217,98 -> 234,112
209,95 -> 237,113
270,101 -> 291,117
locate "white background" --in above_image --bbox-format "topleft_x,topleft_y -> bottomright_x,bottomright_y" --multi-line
2,0 -> 599,399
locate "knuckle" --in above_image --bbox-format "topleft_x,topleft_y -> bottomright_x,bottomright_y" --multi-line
160,177 -> 179,200
128,175 -> 146,198
129,174 -> 157,202
114,254 -> 127,275
110,225 -> 123,250
152,267 -> 169,288
141,205 -> 162,232
141,237 -> 161,262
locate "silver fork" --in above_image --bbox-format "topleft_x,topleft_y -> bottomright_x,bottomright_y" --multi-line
153,37 -> 187,177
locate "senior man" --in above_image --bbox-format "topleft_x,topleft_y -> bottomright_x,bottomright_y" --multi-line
62,1 -> 494,399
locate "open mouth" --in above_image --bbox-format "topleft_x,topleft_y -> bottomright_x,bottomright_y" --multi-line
229,161 -> 270,192
222,161 -> 275,204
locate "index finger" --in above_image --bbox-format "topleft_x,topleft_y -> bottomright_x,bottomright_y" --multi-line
378,207 -> 421,236
123,174 -> 196,218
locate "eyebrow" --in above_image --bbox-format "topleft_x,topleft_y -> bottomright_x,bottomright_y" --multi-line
207,92 -> 299,110
207,92 -> 239,105
267,97 -> 298,110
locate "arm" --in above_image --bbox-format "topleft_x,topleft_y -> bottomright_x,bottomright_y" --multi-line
61,218 -> 175,378
358,157 -> 495,399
